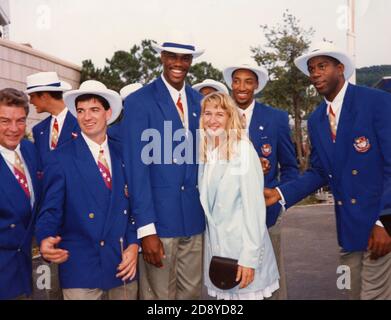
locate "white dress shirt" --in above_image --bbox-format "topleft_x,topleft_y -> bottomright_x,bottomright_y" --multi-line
0,144 -> 35,207
236,100 -> 256,134
325,81 -> 349,128
49,107 -> 69,150
161,74 -> 189,130
81,133 -> 112,174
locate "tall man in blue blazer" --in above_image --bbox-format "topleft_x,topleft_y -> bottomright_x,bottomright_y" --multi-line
26,72 -> 80,159
0,88 -> 42,300
122,37 -> 206,299
223,63 -> 299,299
35,80 -> 139,300
265,42 -> 391,300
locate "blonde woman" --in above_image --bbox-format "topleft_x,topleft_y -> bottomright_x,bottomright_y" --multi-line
199,92 -> 279,300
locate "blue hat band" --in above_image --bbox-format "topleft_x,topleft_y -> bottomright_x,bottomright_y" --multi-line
27,82 -> 61,90
162,42 -> 195,51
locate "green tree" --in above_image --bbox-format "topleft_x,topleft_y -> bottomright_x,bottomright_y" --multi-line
81,39 -> 223,92
81,39 -> 162,91
188,61 -> 223,86
251,10 -> 321,171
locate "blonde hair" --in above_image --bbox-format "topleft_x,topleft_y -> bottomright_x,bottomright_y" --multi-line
199,92 -> 244,163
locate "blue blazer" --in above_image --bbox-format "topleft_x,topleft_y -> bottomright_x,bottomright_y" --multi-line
35,136 -> 138,290
122,77 -> 205,237
32,111 -> 80,159
249,102 -> 299,227
280,84 -> 391,252
0,140 -> 41,300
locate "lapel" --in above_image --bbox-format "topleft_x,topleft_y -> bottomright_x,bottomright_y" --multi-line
38,117 -> 51,153
73,136 -> 110,211
0,153 -> 31,214
198,163 -> 216,227
333,84 -> 357,182
186,86 -> 200,134
20,142 -> 40,208
153,77 -> 184,134
102,142 -> 123,238
249,102 -> 267,142
314,101 -> 335,170
58,111 -> 77,146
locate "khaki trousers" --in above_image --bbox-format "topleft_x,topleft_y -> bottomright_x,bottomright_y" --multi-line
62,281 -> 138,300
340,250 -> 391,300
139,234 -> 203,300
267,215 -> 287,300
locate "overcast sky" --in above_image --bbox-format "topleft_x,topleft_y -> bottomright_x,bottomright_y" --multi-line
8,0 -> 391,69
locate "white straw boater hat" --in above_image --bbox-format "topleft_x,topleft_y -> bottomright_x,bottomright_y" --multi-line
25,72 -> 72,94
152,31 -> 204,59
120,83 -> 143,100
64,80 -> 122,125
192,79 -> 229,95
294,41 -> 355,79
223,63 -> 269,94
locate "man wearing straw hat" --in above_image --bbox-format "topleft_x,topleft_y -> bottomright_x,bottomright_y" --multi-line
0,88 -> 42,300
35,80 -> 139,300
223,62 -> 299,299
192,79 -> 229,96
122,34 -> 205,300
265,41 -> 391,300
26,72 -> 80,158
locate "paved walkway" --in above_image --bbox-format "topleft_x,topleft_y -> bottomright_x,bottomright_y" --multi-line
31,205 -> 349,300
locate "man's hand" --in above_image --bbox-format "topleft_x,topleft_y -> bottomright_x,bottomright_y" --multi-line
141,234 -> 165,268
260,158 -> 271,176
236,265 -> 255,289
40,236 -> 69,264
264,188 -> 282,207
117,243 -> 139,281
368,225 -> 391,260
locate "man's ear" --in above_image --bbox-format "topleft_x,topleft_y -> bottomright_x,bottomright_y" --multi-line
338,63 -> 345,77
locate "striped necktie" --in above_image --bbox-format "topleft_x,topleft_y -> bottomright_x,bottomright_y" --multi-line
328,105 -> 337,143
176,94 -> 185,123
14,151 -> 31,198
98,147 -> 112,190
51,118 -> 59,150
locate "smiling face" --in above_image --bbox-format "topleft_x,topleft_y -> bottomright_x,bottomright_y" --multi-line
307,55 -> 346,101
76,98 -> 112,144
161,51 -> 193,90
202,101 -> 229,138
0,105 -> 27,150
231,69 -> 259,110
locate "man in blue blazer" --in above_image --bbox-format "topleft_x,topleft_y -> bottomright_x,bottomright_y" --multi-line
223,63 -> 299,300
265,42 -> 391,300
35,80 -> 139,300
122,38 -> 205,299
26,72 -> 80,159
0,88 -> 41,300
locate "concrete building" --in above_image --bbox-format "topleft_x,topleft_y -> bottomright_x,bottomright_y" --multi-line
0,0 -> 81,133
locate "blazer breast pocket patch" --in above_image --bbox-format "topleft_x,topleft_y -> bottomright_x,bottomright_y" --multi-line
353,137 -> 371,153
261,144 -> 272,157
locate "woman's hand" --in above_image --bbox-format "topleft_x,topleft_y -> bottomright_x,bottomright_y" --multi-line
236,265 -> 255,289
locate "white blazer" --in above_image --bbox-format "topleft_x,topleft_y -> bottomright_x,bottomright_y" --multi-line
199,139 -> 279,295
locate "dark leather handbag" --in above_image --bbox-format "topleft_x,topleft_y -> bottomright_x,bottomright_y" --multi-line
209,256 -> 240,290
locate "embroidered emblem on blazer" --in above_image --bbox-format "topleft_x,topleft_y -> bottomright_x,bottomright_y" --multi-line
71,132 -> 78,139
261,144 -> 272,157
354,137 -> 371,153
